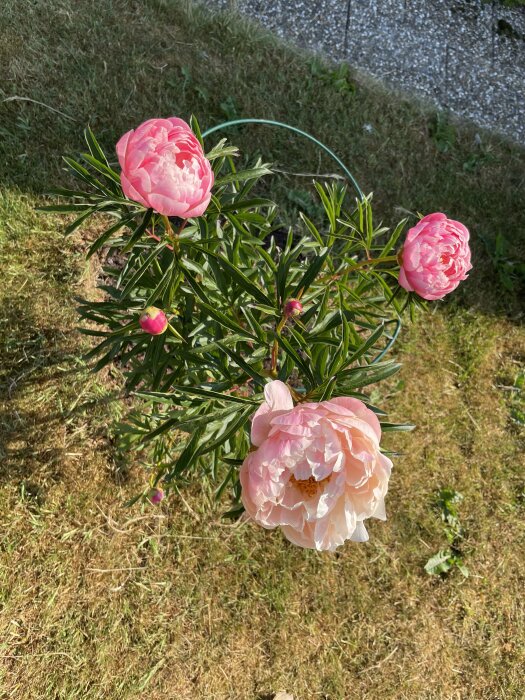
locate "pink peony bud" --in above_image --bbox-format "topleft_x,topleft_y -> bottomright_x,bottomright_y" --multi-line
148,487 -> 164,504
139,306 -> 168,335
116,117 -> 214,218
284,299 -> 303,317
398,213 -> 472,301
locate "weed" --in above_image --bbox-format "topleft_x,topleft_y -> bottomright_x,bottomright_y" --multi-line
424,488 -> 469,577
429,113 -> 456,153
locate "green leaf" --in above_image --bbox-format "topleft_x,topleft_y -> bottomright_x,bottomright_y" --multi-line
424,550 -> 453,575
190,114 -> 204,147
273,331 -> 315,386
345,324 -> 385,366
38,203 -> 95,213
216,197 -> 273,213
84,126 -> 110,167
122,209 -> 153,253
196,405 -> 253,457
63,156 -> 113,196
222,503 -> 245,519
80,152 -> 121,188
206,138 -> 239,161
64,206 -> 98,235
217,343 -> 266,388
139,386 -> 258,405
291,248 -> 330,298
199,301 -> 259,341
146,259 -> 177,306
87,215 -> 135,258
381,218 -> 407,257
379,422 -> 416,432
186,334 -> 245,356
119,240 -> 168,298
143,405 -> 242,442
185,244 -> 274,307
214,165 -> 272,187
319,375 -> 337,401
337,360 -> 402,389
215,464 -> 236,501
165,428 -> 205,481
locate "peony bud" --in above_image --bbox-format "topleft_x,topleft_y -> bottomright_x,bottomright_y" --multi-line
284,299 -> 303,317
148,487 -> 164,504
139,306 -> 168,335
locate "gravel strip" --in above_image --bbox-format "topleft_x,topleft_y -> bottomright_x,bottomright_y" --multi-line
208,0 -> 525,144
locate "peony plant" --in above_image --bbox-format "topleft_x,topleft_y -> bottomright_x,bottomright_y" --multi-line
45,116 -> 472,551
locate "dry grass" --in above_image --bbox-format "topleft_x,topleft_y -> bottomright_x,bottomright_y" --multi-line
1,1 -> 524,698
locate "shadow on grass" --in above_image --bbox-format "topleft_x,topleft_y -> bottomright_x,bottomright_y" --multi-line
0,283 -> 127,490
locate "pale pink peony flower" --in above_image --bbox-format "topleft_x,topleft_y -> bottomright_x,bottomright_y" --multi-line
240,381 -> 392,551
116,117 -> 214,218
139,306 -> 168,335
398,212 -> 472,301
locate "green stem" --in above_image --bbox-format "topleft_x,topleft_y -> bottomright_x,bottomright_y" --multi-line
162,215 -> 186,255
349,254 -> 398,270
318,254 -> 398,287
270,316 -> 288,374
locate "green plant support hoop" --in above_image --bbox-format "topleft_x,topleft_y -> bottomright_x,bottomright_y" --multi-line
202,118 -> 400,362
202,118 -> 364,199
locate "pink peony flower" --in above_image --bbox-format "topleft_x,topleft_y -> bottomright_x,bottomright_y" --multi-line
116,117 -> 214,218
240,381 -> 392,551
398,212 -> 472,301
284,299 -> 303,317
139,306 -> 168,335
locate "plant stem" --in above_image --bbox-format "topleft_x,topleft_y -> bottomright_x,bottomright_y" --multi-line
317,254 -> 398,286
270,316 -> 287,374
349,254 -> 398,270
162,215 -> 187,254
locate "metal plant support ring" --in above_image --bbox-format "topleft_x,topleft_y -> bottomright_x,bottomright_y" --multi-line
202,118 -> 364,200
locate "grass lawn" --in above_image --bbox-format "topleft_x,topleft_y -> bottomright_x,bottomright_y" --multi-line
1,1 -> 524,698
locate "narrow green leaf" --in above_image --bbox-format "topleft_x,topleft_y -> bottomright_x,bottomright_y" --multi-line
185,243 -> 273,307
63,156 -> 113,195
84,126 -> 110,167
81,152 -> 121,188
217,343 -> 266,388
87,215 -> 135,258
120,240 -> 167,298
381,218 -> 407,257
291,248 -> 330,298
196,405 -> 253,457
165,428 -> 205,481
190,114 -> 204,147
379,422 -> 416,432
215,165 -> 272,187
345,324 -> 384,366
122,209 -> 153,253
139,386 -> 257,405
337,361 -> 402,389
273,331 -> 315,386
